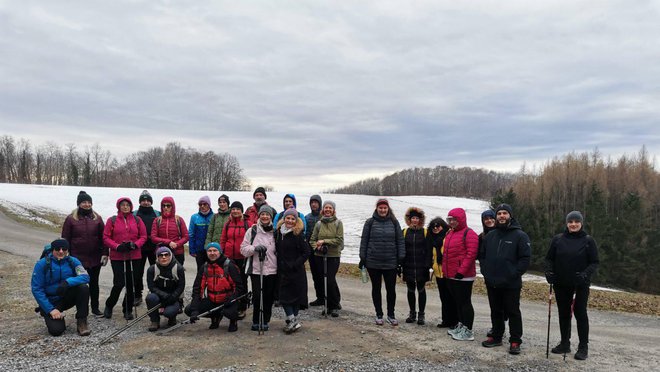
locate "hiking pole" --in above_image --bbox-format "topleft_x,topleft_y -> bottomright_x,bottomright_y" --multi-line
546,284 -> 553,359
323,245 -> 328,318
123,258 -> 130,322
158,292 -> 252,336
129,258 -> 137,319
259,251 -> 265,335
99,302 -> 162,345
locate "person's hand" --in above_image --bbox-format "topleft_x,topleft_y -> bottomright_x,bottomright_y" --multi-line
316,240 -> 325,248
116,242 -> 129,252
575,271 -> 588,285
454,273 -> 464,280
358,259 -> 365,270
396,265 -> 402,278
169,242 -> 178,250
128,242 -> 138,251
254,245 -> 267,254
545,271 -> 556,284
49,309 -> 64,319
319,244 -> 329,255
100,255 -> 109,266
56,280 -> 69,296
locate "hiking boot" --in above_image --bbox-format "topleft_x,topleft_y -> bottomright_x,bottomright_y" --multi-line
167,318 -> 177,327
574,345 -> 588,360
386,316 -> 398,326
209,317 -> 220,329
148,321 -> 160,332
417,313 -> 425,325
336,304 -> 342,310
452,327 -> 474,341
405,311 -> 416,323
309,298 -> 324,307
91,308 -> 103,317
228,320 -> 238,332
77,318 -> 91,336
123,312 -> 134,320
448,323 -> 464,336
482,336 -> 503,348
330,309 -> 339,318
375,317 -> 384,326
133,295 -> 143,307
509,342 -> 521,355
103,306 -> 113,319
551,342 -> 571,354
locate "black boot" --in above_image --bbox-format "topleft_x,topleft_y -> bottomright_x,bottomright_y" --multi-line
209,317 -> 220,329
228,320 -> 238,332
551,341 -> 571,354
574,344 -> 588,360
417,312 -> 425,325
405,311 -> 416,323
103,306 -> 113,319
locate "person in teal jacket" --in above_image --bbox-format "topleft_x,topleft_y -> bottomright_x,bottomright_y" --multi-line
189,195 -> 214,272
31,238 -> 91,336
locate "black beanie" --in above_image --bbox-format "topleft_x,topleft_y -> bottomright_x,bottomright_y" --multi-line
230,201 -> 244,212
219,194 -> 230,204
566,210 -> 584,223
77,191 -> 92,205
139,190 -> 153,203
51,238 -> 69,251
495,203 -> 513,217
253,187 -> 267,199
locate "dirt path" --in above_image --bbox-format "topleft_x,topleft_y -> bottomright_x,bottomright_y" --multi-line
0,210 -> 658,371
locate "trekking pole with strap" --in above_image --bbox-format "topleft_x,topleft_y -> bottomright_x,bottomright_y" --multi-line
99,302 -> 162,345
546,284 -> 553,359
258,251 -> 265,335
157,291 -> 252,336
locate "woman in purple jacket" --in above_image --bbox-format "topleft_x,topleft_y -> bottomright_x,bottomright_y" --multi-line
61,191 -> 105,316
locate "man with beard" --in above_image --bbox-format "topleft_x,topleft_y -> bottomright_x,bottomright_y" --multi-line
480,204 -> 531,355
245,187 -> 275,226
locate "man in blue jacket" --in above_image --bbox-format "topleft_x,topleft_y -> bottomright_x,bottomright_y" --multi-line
31,238 -> 91,336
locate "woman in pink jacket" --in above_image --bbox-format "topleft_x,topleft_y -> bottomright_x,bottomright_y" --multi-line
442,207 -> 479,342
102,197 -> 147,320
151,196 -> 189,265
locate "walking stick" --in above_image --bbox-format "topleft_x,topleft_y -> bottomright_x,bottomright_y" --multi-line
123,258 -> 130,322
259,251 -> 265,335
99,302 -> 162,345
546,284 -> 553,359
128,258 -> 137,319
323,247 -> 328,318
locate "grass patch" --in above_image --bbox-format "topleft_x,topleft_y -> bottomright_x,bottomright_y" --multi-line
0,204 -> 64,233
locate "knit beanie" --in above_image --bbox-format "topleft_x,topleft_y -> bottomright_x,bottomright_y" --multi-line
258,205 -> 274,219
51,238 -> 69,251
138,190 -> 153,203
156,246 -> 173,256
198,195 -> 211,206
481,210 -> 496,221
253,187 -> 267,199
566,210 -> 584,223
495,203 -> 513,217
218,194 -> 230,204
283,208 -> 298,218
230,201 -> 244,212
376,198 -> 389,208
205,242 -> 223,253
77,191 -> 92,205
322,200 -> 336,211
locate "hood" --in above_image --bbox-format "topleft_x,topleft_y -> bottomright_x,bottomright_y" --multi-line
115,197 -> 133,213
283,193 -> 298,209
448,208 -> 468,231
310,194 -> 322,212
404,207 -> 426,228
160,196 -> 176,216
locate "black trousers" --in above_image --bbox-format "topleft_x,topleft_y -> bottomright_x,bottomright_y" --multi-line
41,284 -> 89,336
447,279 -> 475,329
250,274 -> 277,324
312,255 -> 341,310
232,258 -> 249,312
194,253 -> 207,273
309,250 -> 324,301
555,284 -> 590,347
406,280 -> 427,314
134,250 -> 156,297
185,298 -> 238,321
175,254 -> 185,266
145,293 -> 180,323
105,259 -> 141,314
436,277 -> 458,326
86,265 -> 101,311
367,268 -> 397,318
486,285 -> 523,343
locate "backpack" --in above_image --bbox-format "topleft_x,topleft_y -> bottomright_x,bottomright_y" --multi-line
155,215 -> 182,237
41,244 -> 78,280
109,214 -> 144,234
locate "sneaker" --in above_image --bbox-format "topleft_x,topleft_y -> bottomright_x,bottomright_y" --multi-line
574,345 -> 588,360
262,323 -> 269,331
417,313 -> 425,326
286,318 -> 301,334
103,306 -> 113,319
228,320 -> 238,332
251,323 -> 260,331
509,342 -> 521,355
551,342 -> 571,354
448,323 -> 464,336
91,308 -> 103,317
452,327 -> 474,341
482,336 -> 503,348
309,299 -> 324,307
405,311 -> 416,323
330,309 -> 339,318
386,316 -> 398,326
148,321 -> 160,332
375,317 -> 384,326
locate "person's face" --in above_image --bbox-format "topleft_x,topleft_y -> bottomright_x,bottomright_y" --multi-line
284,214 -> 296,228
162,203 -> 173,213
432,225 -> 443,234
447,216 -> 459,230
310,200 -> 320,212
377,205 -> 389,217
231,207 -> 242,218
483,216 -> 496,228
259,212 -> 272,225
283,197 -> 294,209
52,245 -> 68,260
322,204 -> 334,217
218,199 -> 229,211
119,201 -> 132,213
567,220 -> 582,233
254,192 -> 265,203
139,199 -> 152,207
496,210 -> 510,225
206,247 -> 220,261
79,200 -> 92,210
199,202 -> 210,213
157,251 -> 172,265
410,216 -> 420,227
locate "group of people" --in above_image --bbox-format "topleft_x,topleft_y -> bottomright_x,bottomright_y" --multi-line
31,188 -> 598,360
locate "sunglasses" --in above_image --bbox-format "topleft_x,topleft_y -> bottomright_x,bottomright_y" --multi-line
53,247 -> 69,252
162,204 -> 172,208
158,253 -> 171,257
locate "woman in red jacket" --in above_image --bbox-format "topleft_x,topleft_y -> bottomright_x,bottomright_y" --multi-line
102,197 -> 147,320
151,196 -> 189,265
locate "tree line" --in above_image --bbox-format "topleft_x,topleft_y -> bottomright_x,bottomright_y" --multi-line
0,135 -> 250,191
492,147 -> 659,294
331,165 -> 516,199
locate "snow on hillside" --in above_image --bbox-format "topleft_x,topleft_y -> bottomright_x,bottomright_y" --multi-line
0,183 -> 489,263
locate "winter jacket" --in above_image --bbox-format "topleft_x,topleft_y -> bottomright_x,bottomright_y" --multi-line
31,253 -> 90,314
310,216 -> 344,258
188,210 -> 214,256
240,222 -> 277,275
61,208 -> 104,269
275,219 -> 310,307
103,197 -> 147,261
402,207 -> 432,282
359,210 -> 405,270
442,208 -> 479,280
245,202 -> 274,227
481,218 -> 531,288
135,206 -> 160,254
190,255 -> 244,308
150,197 -> 189,256
204,209 -> 231,247
146,259 -> 185,305
305,195 -> 322,242
273,194 -> 308,236
545,229 -> 599,287
220,216 -> 249,260
429,218 -> 448,278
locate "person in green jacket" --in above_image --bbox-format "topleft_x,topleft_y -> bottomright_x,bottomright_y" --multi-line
205,194 -> 231,249
309,200 -> 344,317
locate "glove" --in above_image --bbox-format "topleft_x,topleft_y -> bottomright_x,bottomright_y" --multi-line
116,242 -> 130,252
396,265 -> 402,278
575,272 -> 588,285
319,244 -> 329,255
100,255 -> 108,266
189,310 -> 199,323
545,271 -> 556,284
56,280 -> 69,296
358,259 -> 365,270
454,273 -> 464,280
254,245 -> 267,254
128,242 -> 138,251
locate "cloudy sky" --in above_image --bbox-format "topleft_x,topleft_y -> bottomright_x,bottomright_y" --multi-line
1,1 -> 658,192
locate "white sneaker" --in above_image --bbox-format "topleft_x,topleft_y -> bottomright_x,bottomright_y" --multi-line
452,327 -> 474,341
448,322 -> 464,336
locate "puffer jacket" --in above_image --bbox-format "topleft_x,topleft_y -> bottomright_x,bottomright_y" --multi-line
441,208 -> 479,279
204,209 -> 231,247
402,207 -> 432,282
359,210 -> 405,270
273,194 -> 307,236
31,253 -> 90,313
275,218 -> 310,307
240,222 -> 277,275
310,215 -> 344,258
61,208 -> 104,268
191,255 -> 244,307
103,197 -> 147,261
151,197 -> 189,256
481,218 -> 531,288
220,216 -> 249,260
545,228 -> 598,287
189,209 -> 214,256
146,259 -> 185,304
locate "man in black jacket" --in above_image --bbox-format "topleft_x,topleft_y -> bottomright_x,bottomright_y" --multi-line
480,204 -> 531,355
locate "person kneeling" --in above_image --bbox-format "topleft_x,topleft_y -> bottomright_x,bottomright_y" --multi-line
145,246 -> 185,331
31,239 -> 91,337
185,242 -> 244,332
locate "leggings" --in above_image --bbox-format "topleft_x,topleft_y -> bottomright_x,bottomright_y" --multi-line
406,280 -> 427,314
367,268 -> 397,318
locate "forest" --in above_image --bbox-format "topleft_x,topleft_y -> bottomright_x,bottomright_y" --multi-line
0,135 -> 250,191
